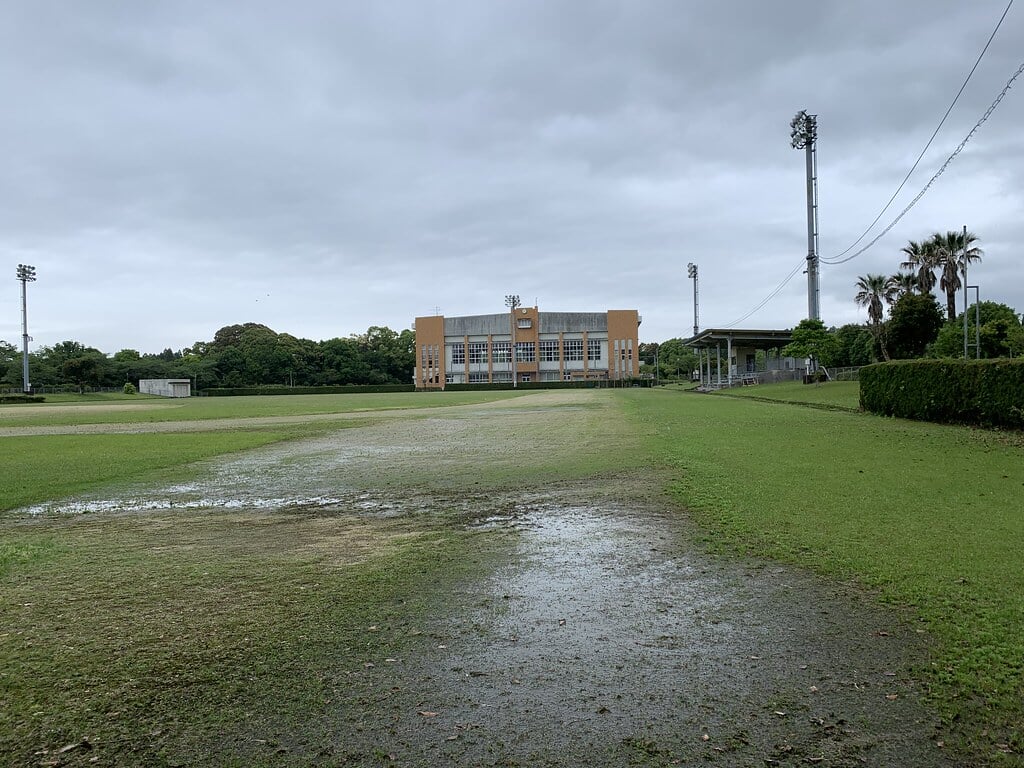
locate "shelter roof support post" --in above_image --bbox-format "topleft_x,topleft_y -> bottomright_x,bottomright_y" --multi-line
726,336 -> 733,388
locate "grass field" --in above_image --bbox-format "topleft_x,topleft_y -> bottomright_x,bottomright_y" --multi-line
712,379 -> 861,410
2,387 -> 1023,765
0,390 -> 530,427
622,386 -> 1024,762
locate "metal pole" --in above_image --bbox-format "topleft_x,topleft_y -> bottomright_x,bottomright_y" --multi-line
693,270 -> 699,338
21,279 -> 30,392
962,225 -> 969,360
505,294 -> 520,387
805,140 -> 820,321
16,264 -> 37,394
791,111 -> 819,321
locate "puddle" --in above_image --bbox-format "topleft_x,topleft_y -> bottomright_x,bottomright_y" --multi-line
371,497 -> 951,766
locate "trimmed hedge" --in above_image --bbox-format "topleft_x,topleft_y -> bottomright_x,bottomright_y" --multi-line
0,394 -> 46,404
860,358 -> 1024,429
203,384 -> 415,397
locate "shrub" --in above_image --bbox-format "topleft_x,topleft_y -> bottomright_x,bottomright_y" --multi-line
123,383 -> 137,395
860,359 -> 1024,429
0,394 -> 45,404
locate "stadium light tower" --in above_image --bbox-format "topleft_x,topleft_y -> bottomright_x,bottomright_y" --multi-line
16,264 -> 37,393
790,110 -> 820,321
505,294 -> 521,388
686,263 -> 699,338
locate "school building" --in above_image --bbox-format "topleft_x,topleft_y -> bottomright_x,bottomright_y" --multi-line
413,307 -> 641,389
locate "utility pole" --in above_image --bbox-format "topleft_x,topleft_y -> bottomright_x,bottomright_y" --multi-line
505,294 -> 520,387
962,224 -> 970,360
791,110 -> 820,321
687,263 -> 699,337
16,264 -> 37,393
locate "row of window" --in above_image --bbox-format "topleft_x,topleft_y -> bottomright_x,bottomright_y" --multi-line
449,339 -> 604,365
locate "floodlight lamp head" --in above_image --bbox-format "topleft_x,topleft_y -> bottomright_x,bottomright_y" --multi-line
789,110 -> 817,149
687,263 -> 697,278
16,264 -> 37,282
504,294 -> 521,309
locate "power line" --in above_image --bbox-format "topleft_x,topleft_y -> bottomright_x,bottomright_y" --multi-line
719,258 -> 805,328
821,58 -> 1024,266
824,0 -> 1014,263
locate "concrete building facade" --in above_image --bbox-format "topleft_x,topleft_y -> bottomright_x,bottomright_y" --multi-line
139,378 -> 192,397
414,308 -> 641,389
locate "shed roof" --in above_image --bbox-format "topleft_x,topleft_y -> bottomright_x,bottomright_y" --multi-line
683,328 -> 794,349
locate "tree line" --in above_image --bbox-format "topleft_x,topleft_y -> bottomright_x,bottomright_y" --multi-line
0,323 -> 415,391
787,230 -> 1023,366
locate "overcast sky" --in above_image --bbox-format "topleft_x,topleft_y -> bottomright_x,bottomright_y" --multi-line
2,1 -> 1022,354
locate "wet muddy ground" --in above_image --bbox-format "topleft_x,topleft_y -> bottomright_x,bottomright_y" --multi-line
11,393 -> 954,766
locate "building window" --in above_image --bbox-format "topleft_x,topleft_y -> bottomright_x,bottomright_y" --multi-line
450,342 -> 465,365
445,374 -> 455,384
469,372 -> 488,383
587,338 -> 603,361
564,339 -> 583,361
539,340 -> 559,362
468,342 -> 488,364
515,342 -> 535,362
491,341 -> 511,363
563,371 -> 573,381
492,370 -> 512,383
520,374 -> 531,382
517,318 -> 532,329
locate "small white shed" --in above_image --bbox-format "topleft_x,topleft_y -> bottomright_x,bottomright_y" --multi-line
139,379 -> 192,398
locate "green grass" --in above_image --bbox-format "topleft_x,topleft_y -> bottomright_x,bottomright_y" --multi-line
0,390 -> 531,427
0,512 -> 499,766
712,379 -> 861,410
620,389 -> 1024,763
0,426 -> 352,513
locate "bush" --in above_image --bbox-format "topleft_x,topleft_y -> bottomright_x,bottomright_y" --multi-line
123,383 -> 137,395
860,359 -> 1024,429
0,394 -> 45,404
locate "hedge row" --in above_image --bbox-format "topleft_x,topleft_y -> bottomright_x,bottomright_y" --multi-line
860,359 -> 1024,429
203,384 -> 415,397
0,394 -> 46,404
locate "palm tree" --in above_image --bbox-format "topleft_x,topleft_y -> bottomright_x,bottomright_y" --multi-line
855,273 -> 893,361
931,230 -> 983,321
899,239 -> 939,295
889,271 -> 919,301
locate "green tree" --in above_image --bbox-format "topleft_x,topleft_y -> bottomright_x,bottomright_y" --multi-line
889,272 -> 919,300
654,338 -> 699,380
854,274 -> 893,361
931,230 -> 983,322
62,353 -> 107,393
886,293 -> 944,359
930,301 -> 1022,358
832,324 -> 874,367
782,319 -> 839,366
899,239 -> 939,296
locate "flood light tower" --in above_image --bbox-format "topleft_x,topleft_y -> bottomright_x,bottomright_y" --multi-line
505,294 -> 521,387
790,110 -> 820,321
687,262 -> 699,338
16,264 -> 37,393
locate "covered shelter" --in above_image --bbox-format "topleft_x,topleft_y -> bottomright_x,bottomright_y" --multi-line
683,328 -> 799,390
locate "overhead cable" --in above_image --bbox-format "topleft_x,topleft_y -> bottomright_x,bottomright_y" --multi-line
821,59 -> 1024,265
823,0 -> 1015,263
